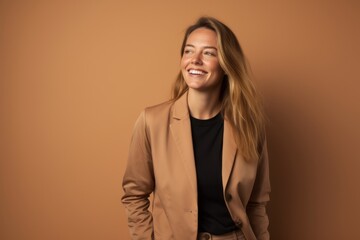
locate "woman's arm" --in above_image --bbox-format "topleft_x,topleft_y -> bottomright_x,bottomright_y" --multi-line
122,110 -> 155,239
246,138 -> 271,240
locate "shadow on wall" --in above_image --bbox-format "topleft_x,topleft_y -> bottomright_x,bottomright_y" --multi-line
265,78 -> 333,240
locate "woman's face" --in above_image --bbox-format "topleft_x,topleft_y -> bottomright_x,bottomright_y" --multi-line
181,27 -> 225,93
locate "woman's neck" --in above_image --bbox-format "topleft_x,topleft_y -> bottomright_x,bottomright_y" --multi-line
187,89 -> 221,120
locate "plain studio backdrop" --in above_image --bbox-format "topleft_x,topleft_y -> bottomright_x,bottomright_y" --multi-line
1,1 -> 359,239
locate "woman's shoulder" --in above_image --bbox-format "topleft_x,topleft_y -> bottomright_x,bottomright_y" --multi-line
145,99 -> 174,113
139,99 -> 175,125
143,99 -> 174,116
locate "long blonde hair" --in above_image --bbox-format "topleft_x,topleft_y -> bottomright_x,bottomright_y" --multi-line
172,17 -> 266,160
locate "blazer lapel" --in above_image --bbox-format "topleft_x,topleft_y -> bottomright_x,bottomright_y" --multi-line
169,92 -> 238,194
222,119 -> 238,190
169,92 -> 198,194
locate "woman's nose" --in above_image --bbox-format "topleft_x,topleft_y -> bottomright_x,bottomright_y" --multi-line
191,52 -> 202,65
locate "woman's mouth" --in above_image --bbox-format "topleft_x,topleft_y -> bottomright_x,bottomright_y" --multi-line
188,69 -> 207,75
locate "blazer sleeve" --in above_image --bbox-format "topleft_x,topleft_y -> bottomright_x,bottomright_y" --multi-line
246,137 -> 271,240
121,110 -> 155,240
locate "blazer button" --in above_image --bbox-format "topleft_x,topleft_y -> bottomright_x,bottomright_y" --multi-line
226,193 -> 232,201
235,219 -> 242,227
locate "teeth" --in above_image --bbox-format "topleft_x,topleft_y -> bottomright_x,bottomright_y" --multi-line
189,69 -> 206,75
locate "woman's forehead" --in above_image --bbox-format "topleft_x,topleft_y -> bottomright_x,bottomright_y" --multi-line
186,28 -> 218,47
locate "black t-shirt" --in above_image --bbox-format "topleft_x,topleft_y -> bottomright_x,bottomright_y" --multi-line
190,113 -> 237,234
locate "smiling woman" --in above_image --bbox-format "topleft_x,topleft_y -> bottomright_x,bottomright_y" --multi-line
181,28 -> 225,96
122,17 -> 270,240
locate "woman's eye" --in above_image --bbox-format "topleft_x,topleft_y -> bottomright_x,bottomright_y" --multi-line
184,49 -> 193,54
204,51 -> 216,56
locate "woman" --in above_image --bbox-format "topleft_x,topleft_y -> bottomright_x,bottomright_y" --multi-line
122,17 -> 270,240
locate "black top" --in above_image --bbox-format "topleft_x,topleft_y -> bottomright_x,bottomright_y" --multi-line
190,113 -> 237,234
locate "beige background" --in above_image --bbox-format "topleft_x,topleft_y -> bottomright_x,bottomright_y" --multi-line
1,1 -> 359,239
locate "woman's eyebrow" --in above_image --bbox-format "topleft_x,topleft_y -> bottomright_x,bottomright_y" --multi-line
185,44 -> 217,50
185,44 -> 195,48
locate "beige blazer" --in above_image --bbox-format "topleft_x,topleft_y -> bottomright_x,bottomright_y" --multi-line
122,92 -> 271,240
